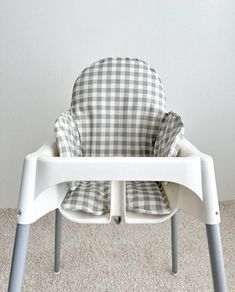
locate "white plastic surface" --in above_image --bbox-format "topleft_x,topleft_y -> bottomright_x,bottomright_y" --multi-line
16,138 -> 220,225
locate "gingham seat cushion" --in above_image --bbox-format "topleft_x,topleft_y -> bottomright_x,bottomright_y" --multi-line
54,57 -> 184,215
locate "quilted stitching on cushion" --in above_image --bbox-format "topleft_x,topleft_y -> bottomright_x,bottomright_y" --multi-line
54,57 -> 184,216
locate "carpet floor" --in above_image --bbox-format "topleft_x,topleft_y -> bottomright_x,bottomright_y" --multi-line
0,201 -> 235,292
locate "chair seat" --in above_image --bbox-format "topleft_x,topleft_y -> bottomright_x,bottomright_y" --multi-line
62,181 -> 171,215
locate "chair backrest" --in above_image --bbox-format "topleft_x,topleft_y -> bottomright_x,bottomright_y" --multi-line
70,57 -> 166,157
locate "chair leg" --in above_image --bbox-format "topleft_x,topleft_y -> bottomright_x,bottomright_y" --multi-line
171,212 -> 178,275
8,224 -> 31,292
206,224 -> 227,292
54,208 -> 62,273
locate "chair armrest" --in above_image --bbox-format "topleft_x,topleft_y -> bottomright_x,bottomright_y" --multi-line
27,142 -> 59,158
178,138 -> 202,157
179,138 -> 213,161
178,138 -> 220,224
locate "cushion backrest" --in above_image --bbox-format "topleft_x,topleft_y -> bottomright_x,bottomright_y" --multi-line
70,57 -> 166,156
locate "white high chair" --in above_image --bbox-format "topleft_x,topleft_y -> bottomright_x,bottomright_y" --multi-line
8,58 -> 227,292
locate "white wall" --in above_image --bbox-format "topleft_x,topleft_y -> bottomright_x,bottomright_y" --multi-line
0,0 -> 234,207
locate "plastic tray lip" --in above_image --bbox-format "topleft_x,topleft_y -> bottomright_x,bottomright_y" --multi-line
58,207 -> 111,224
35,155 -> 202,196
37,155 -> 199,163
58,206 -> 177,225
124,208 -> 177,224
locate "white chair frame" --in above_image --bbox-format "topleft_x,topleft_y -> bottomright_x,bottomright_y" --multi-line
8,138 -> 227,292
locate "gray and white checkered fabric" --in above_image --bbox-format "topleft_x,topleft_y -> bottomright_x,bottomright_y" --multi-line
70,57 -> 166,157
126,181 -> 171,215
54,111 -> 82,190
62,181 -> 110,215
54,57 -> 184,216
154,111 -> 184,157
62,181 -> 170,216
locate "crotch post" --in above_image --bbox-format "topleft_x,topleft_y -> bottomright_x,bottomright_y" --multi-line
111,181 -> 126,224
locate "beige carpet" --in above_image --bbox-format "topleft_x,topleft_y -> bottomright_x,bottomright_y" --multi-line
0,201 -> 235,292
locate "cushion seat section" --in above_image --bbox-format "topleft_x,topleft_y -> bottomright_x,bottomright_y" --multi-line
62,181 -> 171,215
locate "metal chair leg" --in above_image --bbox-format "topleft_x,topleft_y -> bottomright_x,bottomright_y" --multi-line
8,224 -> 31,292
206,224 -> 227,292
171,212 -> 178,275
54,208 -> 62,273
